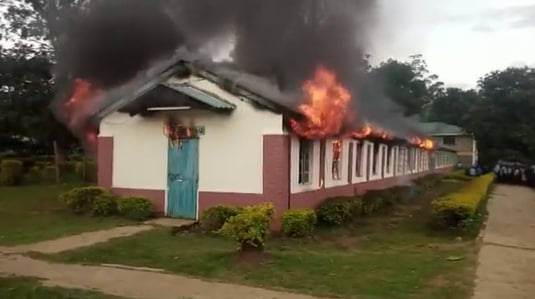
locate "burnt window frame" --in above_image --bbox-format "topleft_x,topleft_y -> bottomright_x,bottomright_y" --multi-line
372,143 -> 380,175
331,140 -> 343,181
298,139 -> 313,185
355,142 -> 364,177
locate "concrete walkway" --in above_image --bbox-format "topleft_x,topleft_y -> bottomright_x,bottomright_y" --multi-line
1,225 -> 154,254
0,219 -> 315,299
0,253 -> 314,299
473,184 -> 535,299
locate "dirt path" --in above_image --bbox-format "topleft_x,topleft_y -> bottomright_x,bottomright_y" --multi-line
0,254 -> 315,299
1,225 -> 154,254
473,184 -> 535,299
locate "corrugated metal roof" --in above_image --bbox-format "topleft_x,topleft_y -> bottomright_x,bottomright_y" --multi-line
419,122 -> 467,136
161,82 -> 236,110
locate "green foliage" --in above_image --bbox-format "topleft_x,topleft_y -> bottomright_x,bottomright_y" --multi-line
59,186 -> 108,214
432,174 -> 495,227
42,165 -> 57,183
24,166 -> 42,184
219,203 -> 274,250
0,159 -> 23,185
75,160 -> 97,183
361,194 -> 386,215
369,55 -> 442,116
200,205 -> 240,232
282,209 -> 317,238
92,194 -> 118,217
316,197 -> 353,226
117,197 -> 153,221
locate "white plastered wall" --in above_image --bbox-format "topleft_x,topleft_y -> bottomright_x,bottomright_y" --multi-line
290,136 -> 321,194
99,75 -> 284,195
100,113 -> 168,191
325,138 -> 350,188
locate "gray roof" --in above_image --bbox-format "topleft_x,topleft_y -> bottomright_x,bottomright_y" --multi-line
161,82 -> 236,110
418,122 -> 468,136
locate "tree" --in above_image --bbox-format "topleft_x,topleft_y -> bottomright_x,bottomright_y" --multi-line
427,88 -> 480,127
473,67 -> 535,165
0,46 -> 76,154
369,55 -> 443,116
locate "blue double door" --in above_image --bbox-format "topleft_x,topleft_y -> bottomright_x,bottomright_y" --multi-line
167,139 -> 198,219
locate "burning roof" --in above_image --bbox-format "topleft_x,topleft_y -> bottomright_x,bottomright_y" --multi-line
73,50 -> 433,149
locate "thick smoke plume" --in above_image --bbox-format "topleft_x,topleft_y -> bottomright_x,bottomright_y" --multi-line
58,0 -> 375,89
54,0 -> 425,140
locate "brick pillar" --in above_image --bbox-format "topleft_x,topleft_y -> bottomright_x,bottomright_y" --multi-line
97,137 -> 113,189
263,135 -> 290,231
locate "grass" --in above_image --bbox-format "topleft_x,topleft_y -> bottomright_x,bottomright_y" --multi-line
0,184 -> 134,246
44,178 -> 482,299
0,276 -> 118,299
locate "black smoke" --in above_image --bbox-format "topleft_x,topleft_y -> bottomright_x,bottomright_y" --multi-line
55,0 -> 427,138
57,0 -> 376,91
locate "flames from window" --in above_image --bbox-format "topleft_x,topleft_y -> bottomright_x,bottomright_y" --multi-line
291,65 -> 434,150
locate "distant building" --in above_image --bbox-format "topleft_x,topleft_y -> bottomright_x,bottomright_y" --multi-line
420,122 -> 478,167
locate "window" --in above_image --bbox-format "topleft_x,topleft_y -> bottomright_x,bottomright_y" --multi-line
332,140 -> 342,180
443,137 -> 456,145
372,144 -> 380,175
355,142 -> 363,177
386,146 -> 391,173
298,139 -> 313,184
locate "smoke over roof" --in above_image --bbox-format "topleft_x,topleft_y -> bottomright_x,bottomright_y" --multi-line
54,0 -> 426,139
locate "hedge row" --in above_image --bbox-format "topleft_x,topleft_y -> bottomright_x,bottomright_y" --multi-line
431,173 -> 495,227
59,186 -> 154,221
0,159 -> 96,186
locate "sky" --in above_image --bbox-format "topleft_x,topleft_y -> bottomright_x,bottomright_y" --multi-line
369,0 -> 535,88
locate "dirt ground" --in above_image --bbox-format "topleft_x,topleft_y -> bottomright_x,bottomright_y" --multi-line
473,184 -> 535,299
0,254 -> 315,299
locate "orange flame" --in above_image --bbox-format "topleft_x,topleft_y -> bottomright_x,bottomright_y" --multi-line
63,79 -> 102,129
352,124 -> 372,139
60,79 -> 103,151
290,65 -> 351,139
410,137 -> 435,150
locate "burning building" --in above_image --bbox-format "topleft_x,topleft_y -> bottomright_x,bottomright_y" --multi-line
52,0 -> 459,228
90,55 -> 456,228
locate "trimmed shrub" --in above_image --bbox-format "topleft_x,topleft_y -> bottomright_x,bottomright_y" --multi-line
316,197 -> 353,225
24,166 -> 42,184
59,186 -> 108,214
75,160 -> 97,183
61,161 -> 77,173
42,166 -> 57,183
93,194 -> 118,217
432,173 -> 495,227
117,197 -> 153,221
201,205 -> 240,232
219,203 -> 274,250
361,195 -> 385,215
282,209 -> 317,237
0,160 -> 24,186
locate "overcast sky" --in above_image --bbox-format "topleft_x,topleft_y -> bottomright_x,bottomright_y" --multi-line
369,0 -> 535,89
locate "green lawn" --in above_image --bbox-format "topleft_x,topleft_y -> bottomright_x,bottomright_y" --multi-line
44,179 -> 480,299
0,276 -> 118,299
0,184 -> 133,246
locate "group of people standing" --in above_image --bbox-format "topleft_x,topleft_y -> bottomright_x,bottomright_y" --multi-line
494,161 -> 535,187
